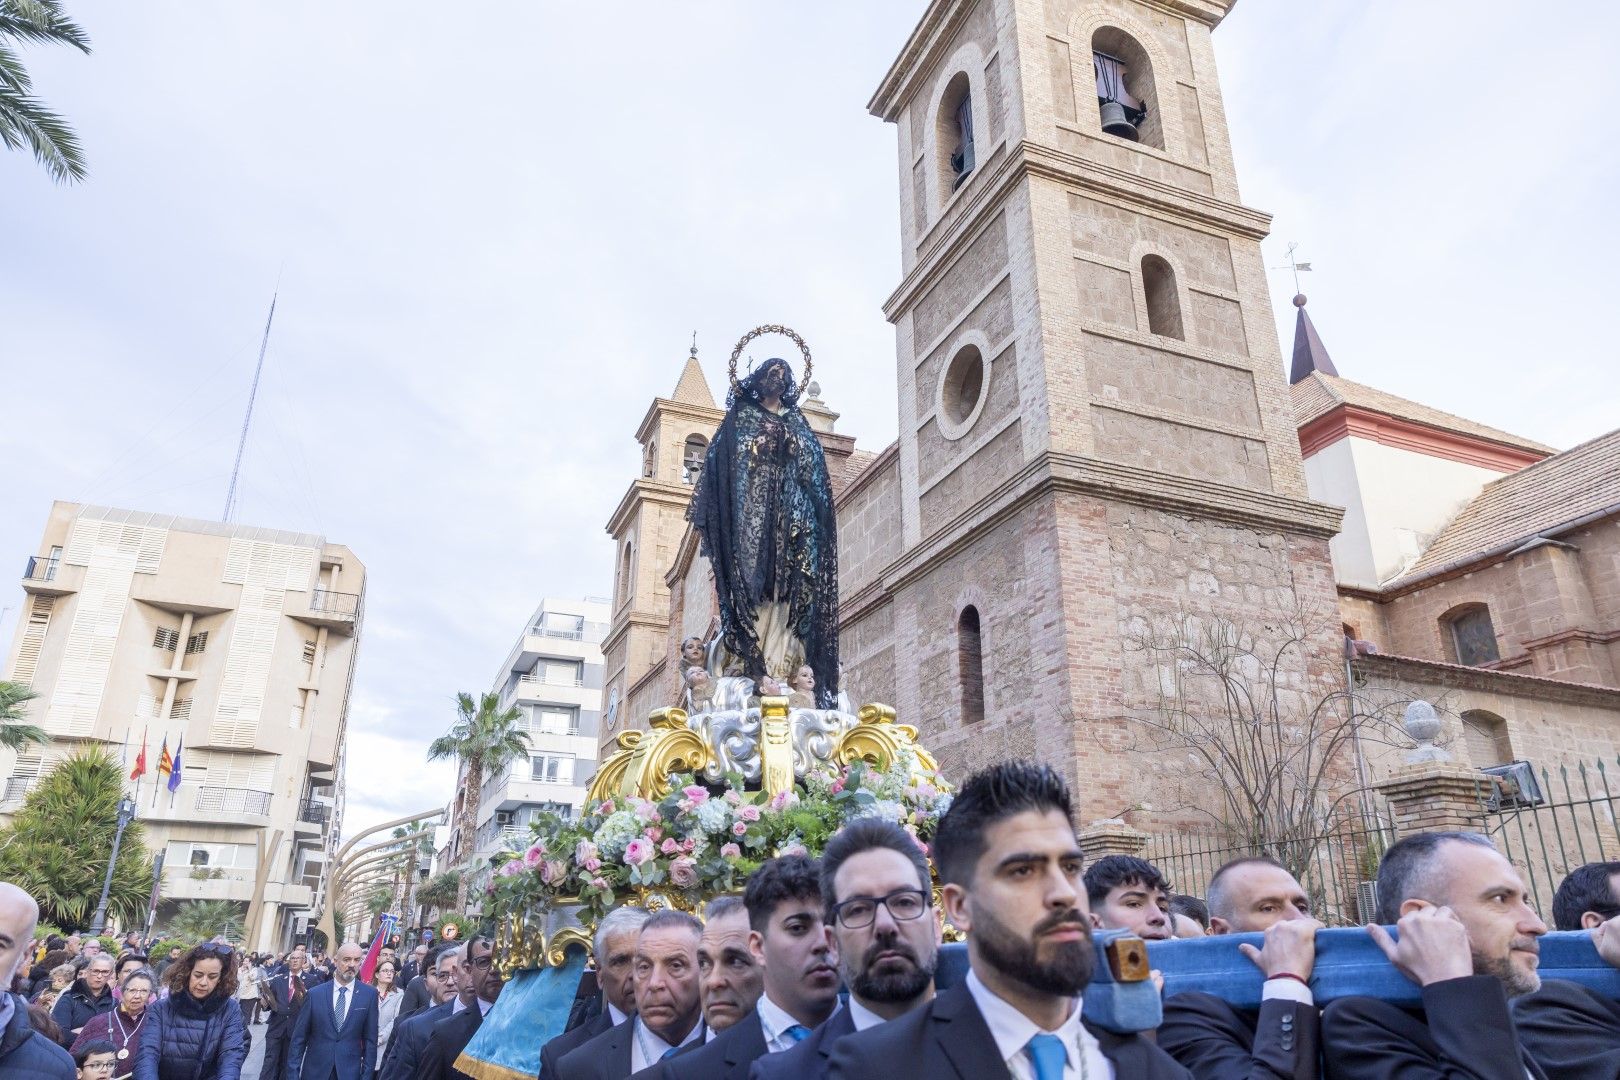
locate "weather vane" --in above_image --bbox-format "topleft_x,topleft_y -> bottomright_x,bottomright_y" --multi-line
1270,241 -> 1313,295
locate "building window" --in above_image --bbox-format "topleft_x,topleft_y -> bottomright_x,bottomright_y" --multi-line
1141,255 -> 1184,339
617,541 -> 635,607
642,442 -> 657,479
527,707 -> 579,736
939,72 -> 975,194
1092,29 -> 1161,149
682,436 -> 708,485
302,639 -> 318,665
958,605 -> 985,724
154,627 -> 179,652
940,344 -> 986,434
1444,605 -> 1500,667
531,754 -> 575,784
171,697 -> 192,720
1462,710 -> 1513,767
185,630 -> 209,655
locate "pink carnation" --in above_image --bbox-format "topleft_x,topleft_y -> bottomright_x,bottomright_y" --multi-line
523,844 -> 545,869
732,821 -> 748,837
682,838 -> 696,851
738,804 -> 762,822
644,826 -> 663,842
624,838 -> 656,866
660,837 -> 681,855
720,843 -> 741,858
631,799 -> 659,822
724,790 -> 742,806
778,842 -> 809,859
669,857 -> 699,888
498,859 -> 524,878
597,800 -> 616,816
584,857 -> 602,872
591,876 -> 608,889
682,785 -> 710,805
769,790 -> 794,811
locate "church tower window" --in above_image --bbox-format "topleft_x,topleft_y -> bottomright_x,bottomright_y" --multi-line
958,605 -> 985,724
1142,255 -> 1184,340
1443,604 -> 1500,667
939,72 -> 976,194
1092,29 -> 1161,149
682,435 -> 707,485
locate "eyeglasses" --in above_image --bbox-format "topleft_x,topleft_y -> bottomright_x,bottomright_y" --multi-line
81,1060 -> 116,1073
831,888 -> 931,929
467,953 -> 493,970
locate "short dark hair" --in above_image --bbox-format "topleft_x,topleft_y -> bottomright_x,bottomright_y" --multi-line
1375,832 -> 1496,924
427,942 -> 460,969
1083,855 -> 1171,906
1169,894 -> 1209,929
1552,862 -> 1620,931
1206,856 -> 1287,923
744,855 -> 823,933
73,1038 -> 116,1066
640,910 -> 704,940
820,817 -> 931,922
704,895 -> 746,921
933,760 -> 1074,887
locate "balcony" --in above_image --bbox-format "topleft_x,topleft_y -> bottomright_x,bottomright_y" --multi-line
194,786 -> 273,817
21,555 -> 72,596
302,589 -> 360,634
0,777 -> 36,807
527,626 -> 584,641
298,799 -> 331,825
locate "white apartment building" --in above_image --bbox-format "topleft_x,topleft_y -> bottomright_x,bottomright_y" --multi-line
442,597 -> 608,889
2,502 -> 362,948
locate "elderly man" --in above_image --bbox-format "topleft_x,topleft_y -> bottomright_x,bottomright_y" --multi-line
419,935 -> 505,1080
50,951 -> 114,1046
287,941 -> 380,1080
1159,857 -> 1323,1079
541,907 -> 651,1080
262,946 -> 311,1080
1513,861 -> 1620,1079
1323,832 -> 1549,1079
0,882 -> 74,1077
379,943 -> 463,1080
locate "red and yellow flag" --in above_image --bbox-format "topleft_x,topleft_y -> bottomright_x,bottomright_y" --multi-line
156,736 -> 173,780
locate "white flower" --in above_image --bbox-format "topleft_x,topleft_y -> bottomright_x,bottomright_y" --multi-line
695,798 -> 732,835
593,810 -> 642,859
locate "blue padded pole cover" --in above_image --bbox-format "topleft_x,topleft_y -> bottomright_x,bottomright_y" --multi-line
456,946 -> 590,1080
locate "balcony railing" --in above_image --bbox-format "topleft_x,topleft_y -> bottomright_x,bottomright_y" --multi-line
309,590 -> 360,619
517,673 -> 585,688
528,626 -> 584,641
298,799 -> 331,824
0,777 -> 36,805
22,556 -> 59,583
194,786 -> 273,816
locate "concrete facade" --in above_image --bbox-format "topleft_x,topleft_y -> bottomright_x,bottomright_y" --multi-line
4,501 -> 362,948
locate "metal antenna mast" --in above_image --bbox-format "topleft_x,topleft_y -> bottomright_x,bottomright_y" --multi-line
223,293 -> 277,523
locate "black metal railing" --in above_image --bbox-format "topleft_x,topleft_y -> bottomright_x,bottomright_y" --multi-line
22,556 -> 58,583
1475,757 -> 1620,921
298,800 -> 330,824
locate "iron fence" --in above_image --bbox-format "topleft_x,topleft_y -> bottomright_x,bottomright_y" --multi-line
1144,798 -> 1398,926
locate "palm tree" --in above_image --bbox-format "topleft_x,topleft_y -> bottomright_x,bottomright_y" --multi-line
426,692 -> 531,910
167,900 -> 245,943
0,681 -> 47,750
0,0 -> 91,183
416,870 -> 459,923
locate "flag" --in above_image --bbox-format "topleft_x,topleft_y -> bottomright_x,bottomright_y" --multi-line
360,913 -> 398,984
167,737 -> 184,793
129,728 -> 148,781
156,737 -> 173,781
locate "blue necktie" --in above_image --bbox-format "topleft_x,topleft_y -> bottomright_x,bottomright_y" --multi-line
1025,1033 -> 1066,1080
335,985 -> 348,1028
661,1047 -> 680,1060
784,1025 -> 811,1043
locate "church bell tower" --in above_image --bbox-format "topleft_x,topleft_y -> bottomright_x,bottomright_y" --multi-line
868,0 -> 1346,819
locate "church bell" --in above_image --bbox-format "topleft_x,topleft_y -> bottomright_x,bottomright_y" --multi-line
1100,99 -> 1139,141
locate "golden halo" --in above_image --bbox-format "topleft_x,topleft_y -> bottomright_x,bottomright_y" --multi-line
728,325 -> 813,394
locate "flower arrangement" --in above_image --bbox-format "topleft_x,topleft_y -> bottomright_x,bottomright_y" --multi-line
487,756 -> 952,925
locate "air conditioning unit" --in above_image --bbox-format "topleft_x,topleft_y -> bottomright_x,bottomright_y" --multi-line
1356,881 -> 1379,924
1481,760 -> 1546,809
494,810 -> 515,827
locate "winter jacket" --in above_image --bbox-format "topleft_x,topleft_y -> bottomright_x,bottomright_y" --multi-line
0,992 -> 74,1079
71,1006 -> 147,1077
51,977 -> 115,1045
133,990 -> 248,1080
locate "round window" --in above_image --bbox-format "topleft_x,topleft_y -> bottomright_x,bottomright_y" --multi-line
938,344 -> 987,437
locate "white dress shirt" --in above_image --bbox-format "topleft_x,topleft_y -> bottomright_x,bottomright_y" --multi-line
964,970 -> 1114,1080
846,996 -> 888,1033
630,1015 -> 702,1071
607,1002 -> 628,1027
1261,977 -> 1313,1005
331,978 -> 356,1021
755,992 -> 840,1054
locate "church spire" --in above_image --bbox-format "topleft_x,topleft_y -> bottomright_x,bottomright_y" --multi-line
1288,293 -> 1339,384
671,333 -> 716,407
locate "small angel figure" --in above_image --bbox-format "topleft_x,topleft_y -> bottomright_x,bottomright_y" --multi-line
786,664 -> 817,711
680,635 -> 707,672
684,665 -> 716,713
758,674 -> 786,698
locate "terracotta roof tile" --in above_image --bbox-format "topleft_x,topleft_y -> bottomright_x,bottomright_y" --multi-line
1289,372 -> 1554,455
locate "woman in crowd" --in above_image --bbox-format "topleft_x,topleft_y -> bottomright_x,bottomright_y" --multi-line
370,958 -> 403,1075
111,956 -> 146,1002
74,1039 -> 118,1080
70,967 -> 154,1078
232,953 -> 260,1029
132,944 -> 246,1080
32,962 -> 75,1003
36,985 -> 62,1012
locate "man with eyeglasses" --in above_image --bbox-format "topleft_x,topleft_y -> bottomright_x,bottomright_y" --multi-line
378,943 -> 462,1080
1514,861 -> 1620,1079
418,936 -> 504,1080
662,855 -> 838,1080
754,818 -> 941,1080
263,947 -> 311,1080
52,953 -> 115,1047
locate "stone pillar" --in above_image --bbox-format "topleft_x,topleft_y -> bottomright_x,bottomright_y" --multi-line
1375,762 -> 1502,836
1077,819 -> 1150,862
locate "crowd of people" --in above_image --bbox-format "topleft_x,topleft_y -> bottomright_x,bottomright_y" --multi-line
2,757 -> 1619,1078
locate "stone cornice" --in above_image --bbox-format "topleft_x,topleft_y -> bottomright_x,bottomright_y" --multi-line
634,397 -> 724,446
1353,652 -> 1620,710
605,480 -> 695,538
882,451 -> 1343,593
1298,404 -> 1548,472
884,140 -> 1273,320
600,611 -> 672,657
839,580 -> 893,628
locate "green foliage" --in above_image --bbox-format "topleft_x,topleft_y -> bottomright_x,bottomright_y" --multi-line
434,913 -> 477,943
165,900 -> 244,943
144,936 -> 189,959
0,682 -> 47,750
364,887 -> 392,917
416,870 -> 460,919
0,0 -> 91,183
426,691 -> 531,909
0,749 -> 152,928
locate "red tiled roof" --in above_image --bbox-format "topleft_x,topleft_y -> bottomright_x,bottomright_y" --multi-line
1290,373 -> 1554,456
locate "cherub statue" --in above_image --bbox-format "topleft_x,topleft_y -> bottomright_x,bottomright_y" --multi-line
680,635 -> 708,673
683,665 -> 715,713
786,664 -> 816,711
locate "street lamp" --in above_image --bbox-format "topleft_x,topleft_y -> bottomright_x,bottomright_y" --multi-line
89,794 -> 138,936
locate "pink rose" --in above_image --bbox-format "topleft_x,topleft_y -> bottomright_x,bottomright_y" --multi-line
624,838 -> 655,866
523,844 -> 545,869
660,838 -> 680,855
584,857 -> 602,872
498,859 -> 524,878
597,800 -> 616,816
724,790 -> 742,806
591,876 -> 608,889
669,857 -> 699,888
738,804 -> 761,822
682,785 -> 710,805
769,790 -> 794,811
732,821 -> 748,837
539,860 -> 557,884
778,842 -> 809,859
631,799 -> 659,822
575,840 -> 598,864
720,843 -> 741,859
682,838 -> 696,851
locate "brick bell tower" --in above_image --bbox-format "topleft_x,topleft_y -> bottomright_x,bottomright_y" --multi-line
868,0 -> 1346,820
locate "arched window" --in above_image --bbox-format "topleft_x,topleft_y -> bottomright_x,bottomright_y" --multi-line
1141,255 -> 1184,339
938,72 -> 975,195
1092,28 -> 1162,149
642,441 -> 657,479
958,605 -> 985,724
616,541 -> 635,608
1443,604 -> 1500,667
1461,710 -> 1513,767
682,435 -> 707,485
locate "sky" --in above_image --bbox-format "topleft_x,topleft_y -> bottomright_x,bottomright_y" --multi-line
3,1 -> 1617,843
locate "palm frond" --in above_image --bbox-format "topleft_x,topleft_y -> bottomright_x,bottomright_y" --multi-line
0,0 -> 91,52
0,84 -> 86,181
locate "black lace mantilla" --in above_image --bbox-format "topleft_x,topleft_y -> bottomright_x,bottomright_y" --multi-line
688,360 -> 839,707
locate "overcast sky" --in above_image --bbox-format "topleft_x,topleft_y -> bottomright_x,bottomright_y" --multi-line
4,1 -> 1617,843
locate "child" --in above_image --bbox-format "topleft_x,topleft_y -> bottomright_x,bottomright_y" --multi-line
74,1039 -> 117,1078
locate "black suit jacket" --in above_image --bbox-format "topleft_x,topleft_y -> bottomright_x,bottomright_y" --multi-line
1322,975 -> 1549,1080
556,1015 -> 636,1080
398,975 -> 434,1022
824,983 -> 1190,1080
750,1005 -> 856,1080
1513,978 -> 1620,1080
1159,991 -> 1319,1080
262,974 -> 308,1043
378,999 -> 453,1080
541,1010 -> 620,1080
418,1005 -> 484,1080
662,1010 -> 763,1080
